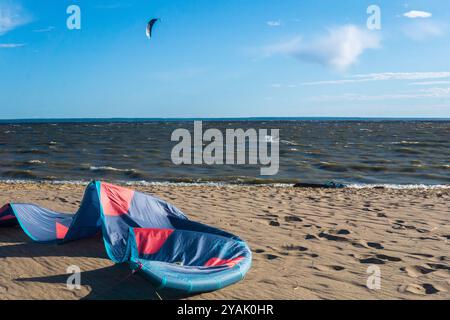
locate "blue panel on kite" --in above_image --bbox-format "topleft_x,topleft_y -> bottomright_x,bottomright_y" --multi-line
129,227 -> 251,293
0,181 -> 252,295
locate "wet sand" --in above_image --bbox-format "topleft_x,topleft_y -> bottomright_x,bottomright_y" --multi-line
0,182 -> 449,300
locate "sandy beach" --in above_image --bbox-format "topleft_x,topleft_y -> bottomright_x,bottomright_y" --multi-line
0,182 -> 448,300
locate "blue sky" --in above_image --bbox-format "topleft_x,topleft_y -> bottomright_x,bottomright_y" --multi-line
0,0 -> 450,118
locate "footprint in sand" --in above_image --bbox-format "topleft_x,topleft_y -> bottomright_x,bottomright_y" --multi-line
401,265 -> 436,278
375,254 -> 402,262
360,254 -> 402,265
256,213 -> 278,220
264,213 -> 279,218
313,265 -> 345,272
408,252 -> 434,259
359,257 -> 385,265
268,220 -> 281,227
264,254 -> 279,260
337,229 -> 350,235
305,234 -> 320,240
57,197 -> 68,203
282,244 -> 308,252
426,263 -> 450,271
398,283 -> 444,295
254,249 -> 265,254
392,224 -> 407,230
284,216 -> 302,223
367,242 -> 384,250
318,232 -> 348,242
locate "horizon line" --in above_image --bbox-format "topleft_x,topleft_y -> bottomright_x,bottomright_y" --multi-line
0,116 -> 450,123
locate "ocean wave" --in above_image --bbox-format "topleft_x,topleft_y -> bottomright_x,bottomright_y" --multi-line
89,166 -> 136,173
391,141 -> 420,145
0,179 -> 291,188
347,184 -> 450,190
315,161 -> 348,172
349,164 -> 387,172
15,149 -> 48,155
280,140 -> 298,146
393,147 -> 423,155
1,170 -> 39,179
27,160 -> 46,165
88,166 -> 152,180
0,179 -> 89,185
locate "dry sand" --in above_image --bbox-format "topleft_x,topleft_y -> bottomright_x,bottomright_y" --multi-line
0,182 -> 449,300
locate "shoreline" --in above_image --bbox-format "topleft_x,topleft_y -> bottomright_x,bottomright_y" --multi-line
0,179 -> 449,190
0,183 -> 449,299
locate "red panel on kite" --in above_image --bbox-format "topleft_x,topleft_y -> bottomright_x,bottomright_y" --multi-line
204,256 -> 244,268
100,182 -> 134,216
0,214 -> 15,222
134,228 -> 174,255
56,222 -> 69,239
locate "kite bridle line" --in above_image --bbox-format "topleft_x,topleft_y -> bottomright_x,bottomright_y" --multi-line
86,262 -> 163,300
131,261 -> 163,300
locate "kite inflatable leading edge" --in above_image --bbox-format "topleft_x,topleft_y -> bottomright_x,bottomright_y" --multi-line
0,181 -> 252,294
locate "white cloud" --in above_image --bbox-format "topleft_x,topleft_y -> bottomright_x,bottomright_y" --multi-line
301,72 -> 450,85
403,10 -> 432,19
411,80 -> 450,86
0,3 -> 30,35
267,20 -> 281,27
423,87 -> 450,97
352,72 -> 450,81
264,25 -> 381,71
403,20 -> 445,41
0,43 -> 25,48
309,87 -> 450,102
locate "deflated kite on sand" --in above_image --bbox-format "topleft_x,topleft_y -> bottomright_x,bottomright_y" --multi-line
0,181 -> 252,294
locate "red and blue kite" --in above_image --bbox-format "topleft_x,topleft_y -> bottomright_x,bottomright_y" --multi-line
0,181 -> 252,294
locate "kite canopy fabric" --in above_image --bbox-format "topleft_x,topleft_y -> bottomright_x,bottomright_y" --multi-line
0,181 -> 252,294
146,18 -> 159,38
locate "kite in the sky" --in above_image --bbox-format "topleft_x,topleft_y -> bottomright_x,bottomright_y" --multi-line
146,18 -> 160,39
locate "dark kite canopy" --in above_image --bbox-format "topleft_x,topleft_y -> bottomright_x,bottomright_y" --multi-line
146,18 -> 160,38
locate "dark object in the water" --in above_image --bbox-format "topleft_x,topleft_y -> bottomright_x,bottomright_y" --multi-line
294,181 -> 346,189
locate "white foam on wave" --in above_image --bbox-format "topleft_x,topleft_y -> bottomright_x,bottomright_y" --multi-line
0,179 -> 89,185
0,179 -> 448,190
390,141 -> 420,145
89,166 -> 136,173
280,140 -> 298,146
121,180 -> 296,188
27,160 -> 46,164
347,183 -> 450,190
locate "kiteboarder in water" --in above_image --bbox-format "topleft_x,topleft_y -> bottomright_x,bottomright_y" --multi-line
146,18 -> 160,38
